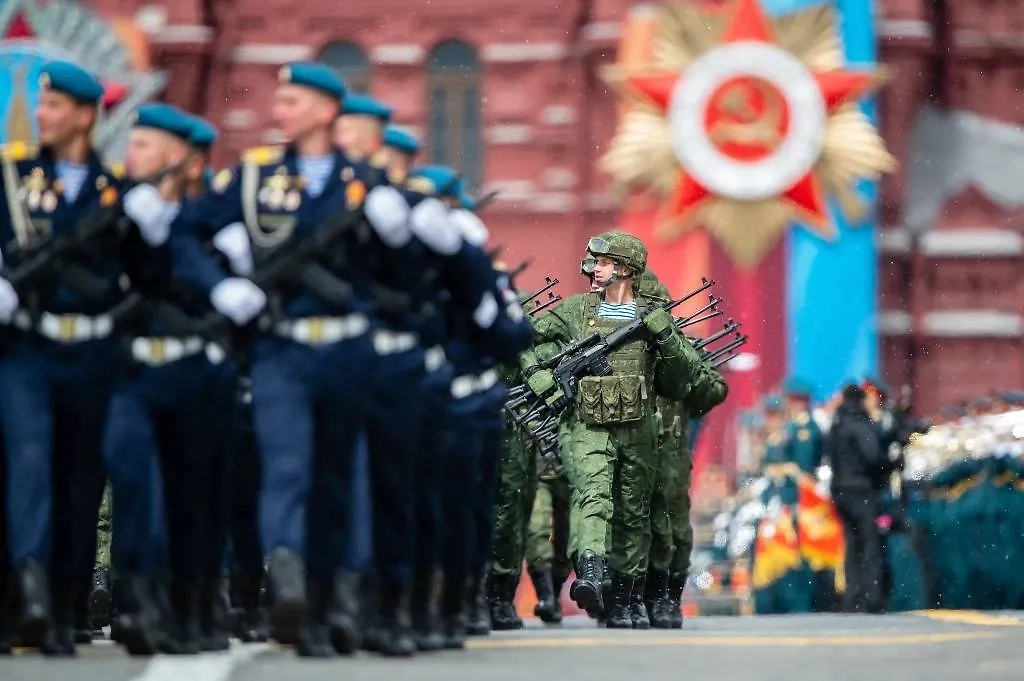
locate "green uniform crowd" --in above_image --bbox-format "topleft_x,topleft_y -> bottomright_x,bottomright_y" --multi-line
488,232 -> 730,629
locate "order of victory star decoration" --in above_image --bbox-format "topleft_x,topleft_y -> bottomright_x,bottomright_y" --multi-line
600,0 -> 896,267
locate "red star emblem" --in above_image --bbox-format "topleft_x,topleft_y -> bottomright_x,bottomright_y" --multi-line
625,0 -> 880,230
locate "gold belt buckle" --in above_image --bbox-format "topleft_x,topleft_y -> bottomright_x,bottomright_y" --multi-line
58,316 -> 77,341
307,318 -> 325,343
150,339 -> 165,362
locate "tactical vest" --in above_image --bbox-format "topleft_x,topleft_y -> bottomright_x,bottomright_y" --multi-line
575,293 -> 656,426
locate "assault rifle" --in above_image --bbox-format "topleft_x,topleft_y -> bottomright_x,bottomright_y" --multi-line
529,291 -> 562,317
519,276 -> 559,307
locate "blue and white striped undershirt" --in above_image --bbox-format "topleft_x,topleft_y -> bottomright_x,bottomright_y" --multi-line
597,301 -> 637,321
296,155 -> 333,198
55,160 -> 88,203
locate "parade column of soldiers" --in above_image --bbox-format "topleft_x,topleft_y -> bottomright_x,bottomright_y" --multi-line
0,57 -> 733,658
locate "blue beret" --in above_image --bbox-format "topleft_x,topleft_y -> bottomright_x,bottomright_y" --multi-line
186,115 -> 219,148
278,62 -> 347,100
782,377 -> 814,399
342,94 -> 393,123
383,125 -> 422,155
408,165 -> 477,209
133,103 -> 194,142
762,394 -> 785,412
39,61 -> 104,104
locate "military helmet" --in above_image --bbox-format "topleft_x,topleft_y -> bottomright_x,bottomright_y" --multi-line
637,267 -> 669,298
586,231 -> 647,274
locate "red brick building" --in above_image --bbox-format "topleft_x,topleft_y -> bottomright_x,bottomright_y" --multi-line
81,0 -> 1023,415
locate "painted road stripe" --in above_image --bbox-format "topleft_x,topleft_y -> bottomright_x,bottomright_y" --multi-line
129,642 -> 269,681
466,631 -> 1004,649
910,610 -> 1023,627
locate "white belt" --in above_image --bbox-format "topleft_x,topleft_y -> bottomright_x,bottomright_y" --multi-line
131,336 -> 205,366
451,368 -> 499,399
424,345 -> 446,373
273,314 -> 369,345
373,329 -> 418,355
14,310 -> 114,343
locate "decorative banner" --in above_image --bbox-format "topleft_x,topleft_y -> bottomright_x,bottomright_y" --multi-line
600,0 -> 894,269
0,0 -> 165,161
795,475 -> 845,584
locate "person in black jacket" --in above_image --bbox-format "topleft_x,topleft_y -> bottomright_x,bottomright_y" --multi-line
827,384 -> 886,614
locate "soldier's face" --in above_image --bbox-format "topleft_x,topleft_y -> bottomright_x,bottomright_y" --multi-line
272,85 -> 337,142
335,115 -> 382,158
125,128 -> 187,180
36,91 -> 94,146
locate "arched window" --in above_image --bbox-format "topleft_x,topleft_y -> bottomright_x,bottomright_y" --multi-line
427,40 -> 482,188
318,41 -> 370,93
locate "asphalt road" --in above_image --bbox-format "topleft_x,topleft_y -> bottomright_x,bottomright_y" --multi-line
4,611 -> 1023,681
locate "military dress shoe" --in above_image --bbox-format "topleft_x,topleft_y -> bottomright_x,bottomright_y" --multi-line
231,571 -> 269,642
15,559 -> 52,649
374,577 -> 416,657
410,572 -> 444,652
295,578 -> 333,658
326,572 -> 361,655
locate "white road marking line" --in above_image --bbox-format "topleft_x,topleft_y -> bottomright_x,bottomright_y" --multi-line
130,642 -> 269,681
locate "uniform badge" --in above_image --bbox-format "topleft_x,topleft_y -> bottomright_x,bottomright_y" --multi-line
212,169 -> 233,193
588,319 -> 597,327
96,175 -> 108,190
283,190 -> 301,211
40,190 -> 58,213
262,172 -> 290,210
340,166 -> 354,182
100,187 -> 119,207
797,428 -> 810,442
345,180 -> 366,208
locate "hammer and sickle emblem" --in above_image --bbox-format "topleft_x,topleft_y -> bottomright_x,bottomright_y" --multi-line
708,80 -> 784,149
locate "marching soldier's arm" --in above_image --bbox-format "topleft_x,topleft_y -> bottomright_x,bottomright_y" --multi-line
170,167 -> 246,297
518,296 -> 579,403
682,361 -> 730,417
650,323 -> 706,401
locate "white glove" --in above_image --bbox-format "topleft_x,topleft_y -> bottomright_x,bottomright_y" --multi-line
472,291 -> 498,330
0,276 -> 18,324
364,185 -> 412,248
213,222 -> 254,277
210,277 -> 266,326
123,184 -> 180,247
449,208 -> 489,247
410,198 -> 462,255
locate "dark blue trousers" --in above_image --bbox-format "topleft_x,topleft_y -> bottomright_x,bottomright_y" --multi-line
366,345 -> 426,582
228,388 -> 264,575
471,393 -> 506,573
102,353 -> 232,578
0,338 -> 119,590
250,335 -> 373,578
415,366 -> 455,575
341,432 -> 373,572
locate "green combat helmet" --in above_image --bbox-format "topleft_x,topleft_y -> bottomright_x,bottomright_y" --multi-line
581,230 -> 648,279
637,267 -> 670,299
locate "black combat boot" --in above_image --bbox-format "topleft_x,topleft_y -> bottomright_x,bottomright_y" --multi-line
197,576 -> 230,651
630,573 -> 650,629
464,565 -> 490,636
439,574 -> 467,649
295,577 -> 333,658
605,572 -> 634,629
359,573 -> 383,652
569,552 -> 605,617
667,572 -> 686,628
326,572 -> 361,655
374,576 -> 416,657
15,559 -> 52,649
114,575 -> 174,656
410,572 -> 444,652
88,568 -> 111,632
266,547 -> 306,645
487,573 -> 522,631
645,570 -> 673,628
231,571 -> 268,642
165,578 -> 201,654
530,570 -> 562,624
41,579 -> 77,656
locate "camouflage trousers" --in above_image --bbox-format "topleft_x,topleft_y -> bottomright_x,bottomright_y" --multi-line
95,483 -> 112,571
525,474 -> 571,581
490,428 -> 537,577
649,436 -> 694,576
559,413 -> 659,577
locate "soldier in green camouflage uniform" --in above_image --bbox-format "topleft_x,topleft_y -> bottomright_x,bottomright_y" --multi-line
519,233 -> 720,627
640,269 -> 729,628
525,458 -> 571,624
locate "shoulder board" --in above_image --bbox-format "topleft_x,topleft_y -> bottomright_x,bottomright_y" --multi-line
369,149 -> 390,169
405,176 -> 435,196
0,141 -> 39,162
242,145 -> 284,166
212,168 -> 234,193
109,162 -> 126,179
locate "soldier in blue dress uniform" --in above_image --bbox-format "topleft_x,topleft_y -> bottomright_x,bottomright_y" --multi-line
182,114 -> 218,199
335,93 -> 393,162
381,126 -> 422,184
171,62 -> 415,657
0,61 -> 171,655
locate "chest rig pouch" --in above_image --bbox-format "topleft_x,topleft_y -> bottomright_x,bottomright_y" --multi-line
576,294 -> 653,426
